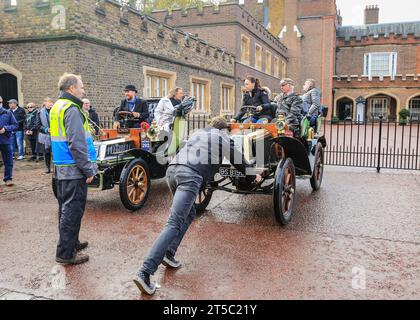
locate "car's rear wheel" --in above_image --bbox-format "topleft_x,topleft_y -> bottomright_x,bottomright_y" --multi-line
119,158 -> 151,211
194,186 -> 213,214
273,158 -> 296,225
310,143 -> 324,191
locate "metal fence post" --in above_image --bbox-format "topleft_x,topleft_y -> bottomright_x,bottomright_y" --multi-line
377,115 -> 383,173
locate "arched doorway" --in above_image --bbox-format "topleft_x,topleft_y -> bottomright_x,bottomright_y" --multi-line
336,97 -> 354,121
0,62 -> 23,108
0,73 -> 18,109
408,95 -> 420,121
366,94 -> 397,122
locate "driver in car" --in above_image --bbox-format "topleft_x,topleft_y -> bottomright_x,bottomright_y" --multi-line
113,85 -> 149,129
232,76 -> 273,124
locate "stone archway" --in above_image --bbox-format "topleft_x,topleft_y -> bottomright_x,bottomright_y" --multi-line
0,62 -> 24,107
408,94 -> 420,121
336,96 -> 354,121
365,93 -> 399,122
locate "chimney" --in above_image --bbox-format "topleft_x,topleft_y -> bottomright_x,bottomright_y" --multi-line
364,5 -> 379,25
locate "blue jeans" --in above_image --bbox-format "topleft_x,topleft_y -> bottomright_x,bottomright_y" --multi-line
0,143 -> 14,182
140,165 -> 203,276
309,115 -> 318,128
243,116 -> 273,124
11,131 -> 24,157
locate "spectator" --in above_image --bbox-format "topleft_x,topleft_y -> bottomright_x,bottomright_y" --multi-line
8,99 -> 26,160
24,103 -> 39,161
36,98 -> 53,174
0,96 -> 18,186
82,98 -> 100,135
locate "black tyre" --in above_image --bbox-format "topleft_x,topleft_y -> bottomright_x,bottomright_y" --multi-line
194,186 -> 213,214
119,158 -> 151,211
310,143 -> 324,191
273,158 -> 296,225
52,177 -> 58,199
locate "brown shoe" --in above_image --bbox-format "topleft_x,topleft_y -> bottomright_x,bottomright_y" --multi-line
56,253 -> 89,265
5,180 -> 14,187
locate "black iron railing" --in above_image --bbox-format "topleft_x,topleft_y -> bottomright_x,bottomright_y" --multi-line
323,117 -> 420,171
98,114 -> 420,172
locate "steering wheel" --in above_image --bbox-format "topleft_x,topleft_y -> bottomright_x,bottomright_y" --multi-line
240,105 -> 258,114
118,111 -> 134,119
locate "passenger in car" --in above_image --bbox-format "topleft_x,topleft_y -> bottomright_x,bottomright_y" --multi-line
154,87 -> 184,131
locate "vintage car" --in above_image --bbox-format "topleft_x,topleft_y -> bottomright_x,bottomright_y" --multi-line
194,105 -> 328,226
52,97 -> 195,211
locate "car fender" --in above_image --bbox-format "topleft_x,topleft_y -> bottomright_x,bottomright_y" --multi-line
272,136 -> 312,175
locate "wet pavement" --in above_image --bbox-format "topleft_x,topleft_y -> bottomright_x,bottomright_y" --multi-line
0,161 -> 419,300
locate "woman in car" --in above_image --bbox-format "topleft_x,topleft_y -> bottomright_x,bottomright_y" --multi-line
232,76 -> 273,123
154,87 -> 184,131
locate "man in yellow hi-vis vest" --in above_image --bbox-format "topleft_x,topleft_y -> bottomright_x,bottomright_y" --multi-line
51,73 -> 97,265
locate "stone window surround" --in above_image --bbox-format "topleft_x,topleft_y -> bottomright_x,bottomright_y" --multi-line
255,43 -> 263,71
143,66 -> 177,98
220,82 -> 235,115
265,49 -> 272,75
190,76 -> 211,114
241,34 -> 251,66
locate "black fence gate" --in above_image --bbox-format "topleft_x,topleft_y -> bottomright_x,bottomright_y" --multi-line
323,118 -> 420,171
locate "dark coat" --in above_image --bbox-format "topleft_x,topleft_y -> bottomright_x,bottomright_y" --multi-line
0,106 -> 18,144
11,106 -> 26,131
234,88 -> 272,121
24,110 -> 39,132
114,96 -> 149,128
88,107 -> 100,135
276,93 -> 303,131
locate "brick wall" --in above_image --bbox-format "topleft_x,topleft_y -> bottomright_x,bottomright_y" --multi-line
0,0 -> 236,116
336,44 -> 419,76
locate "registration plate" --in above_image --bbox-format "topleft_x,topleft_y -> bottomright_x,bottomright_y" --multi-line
219,167 -> 246,178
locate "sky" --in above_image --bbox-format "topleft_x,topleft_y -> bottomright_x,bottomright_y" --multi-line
336,0 -> 420,26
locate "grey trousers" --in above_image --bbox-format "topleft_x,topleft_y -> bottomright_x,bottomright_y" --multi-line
140,165 -> 203,275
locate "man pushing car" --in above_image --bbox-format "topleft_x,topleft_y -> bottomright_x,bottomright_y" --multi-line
134,116 -> 262,295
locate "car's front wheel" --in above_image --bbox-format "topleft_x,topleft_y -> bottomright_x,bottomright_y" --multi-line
119,158 -> 151,211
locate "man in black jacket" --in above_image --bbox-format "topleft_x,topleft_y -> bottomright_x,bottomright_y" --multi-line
113,85 -> 149,129
82,99 -> 100,135
134,116 -> 262,295
8,99 -> 26,160
24,103 -> 39,161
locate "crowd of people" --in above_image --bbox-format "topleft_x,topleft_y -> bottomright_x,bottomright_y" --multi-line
0,95 -> 100,186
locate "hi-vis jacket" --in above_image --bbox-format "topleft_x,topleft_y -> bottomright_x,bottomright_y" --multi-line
50,92 -> 97,180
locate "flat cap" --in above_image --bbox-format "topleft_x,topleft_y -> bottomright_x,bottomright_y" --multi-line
280,78 -> 295,86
